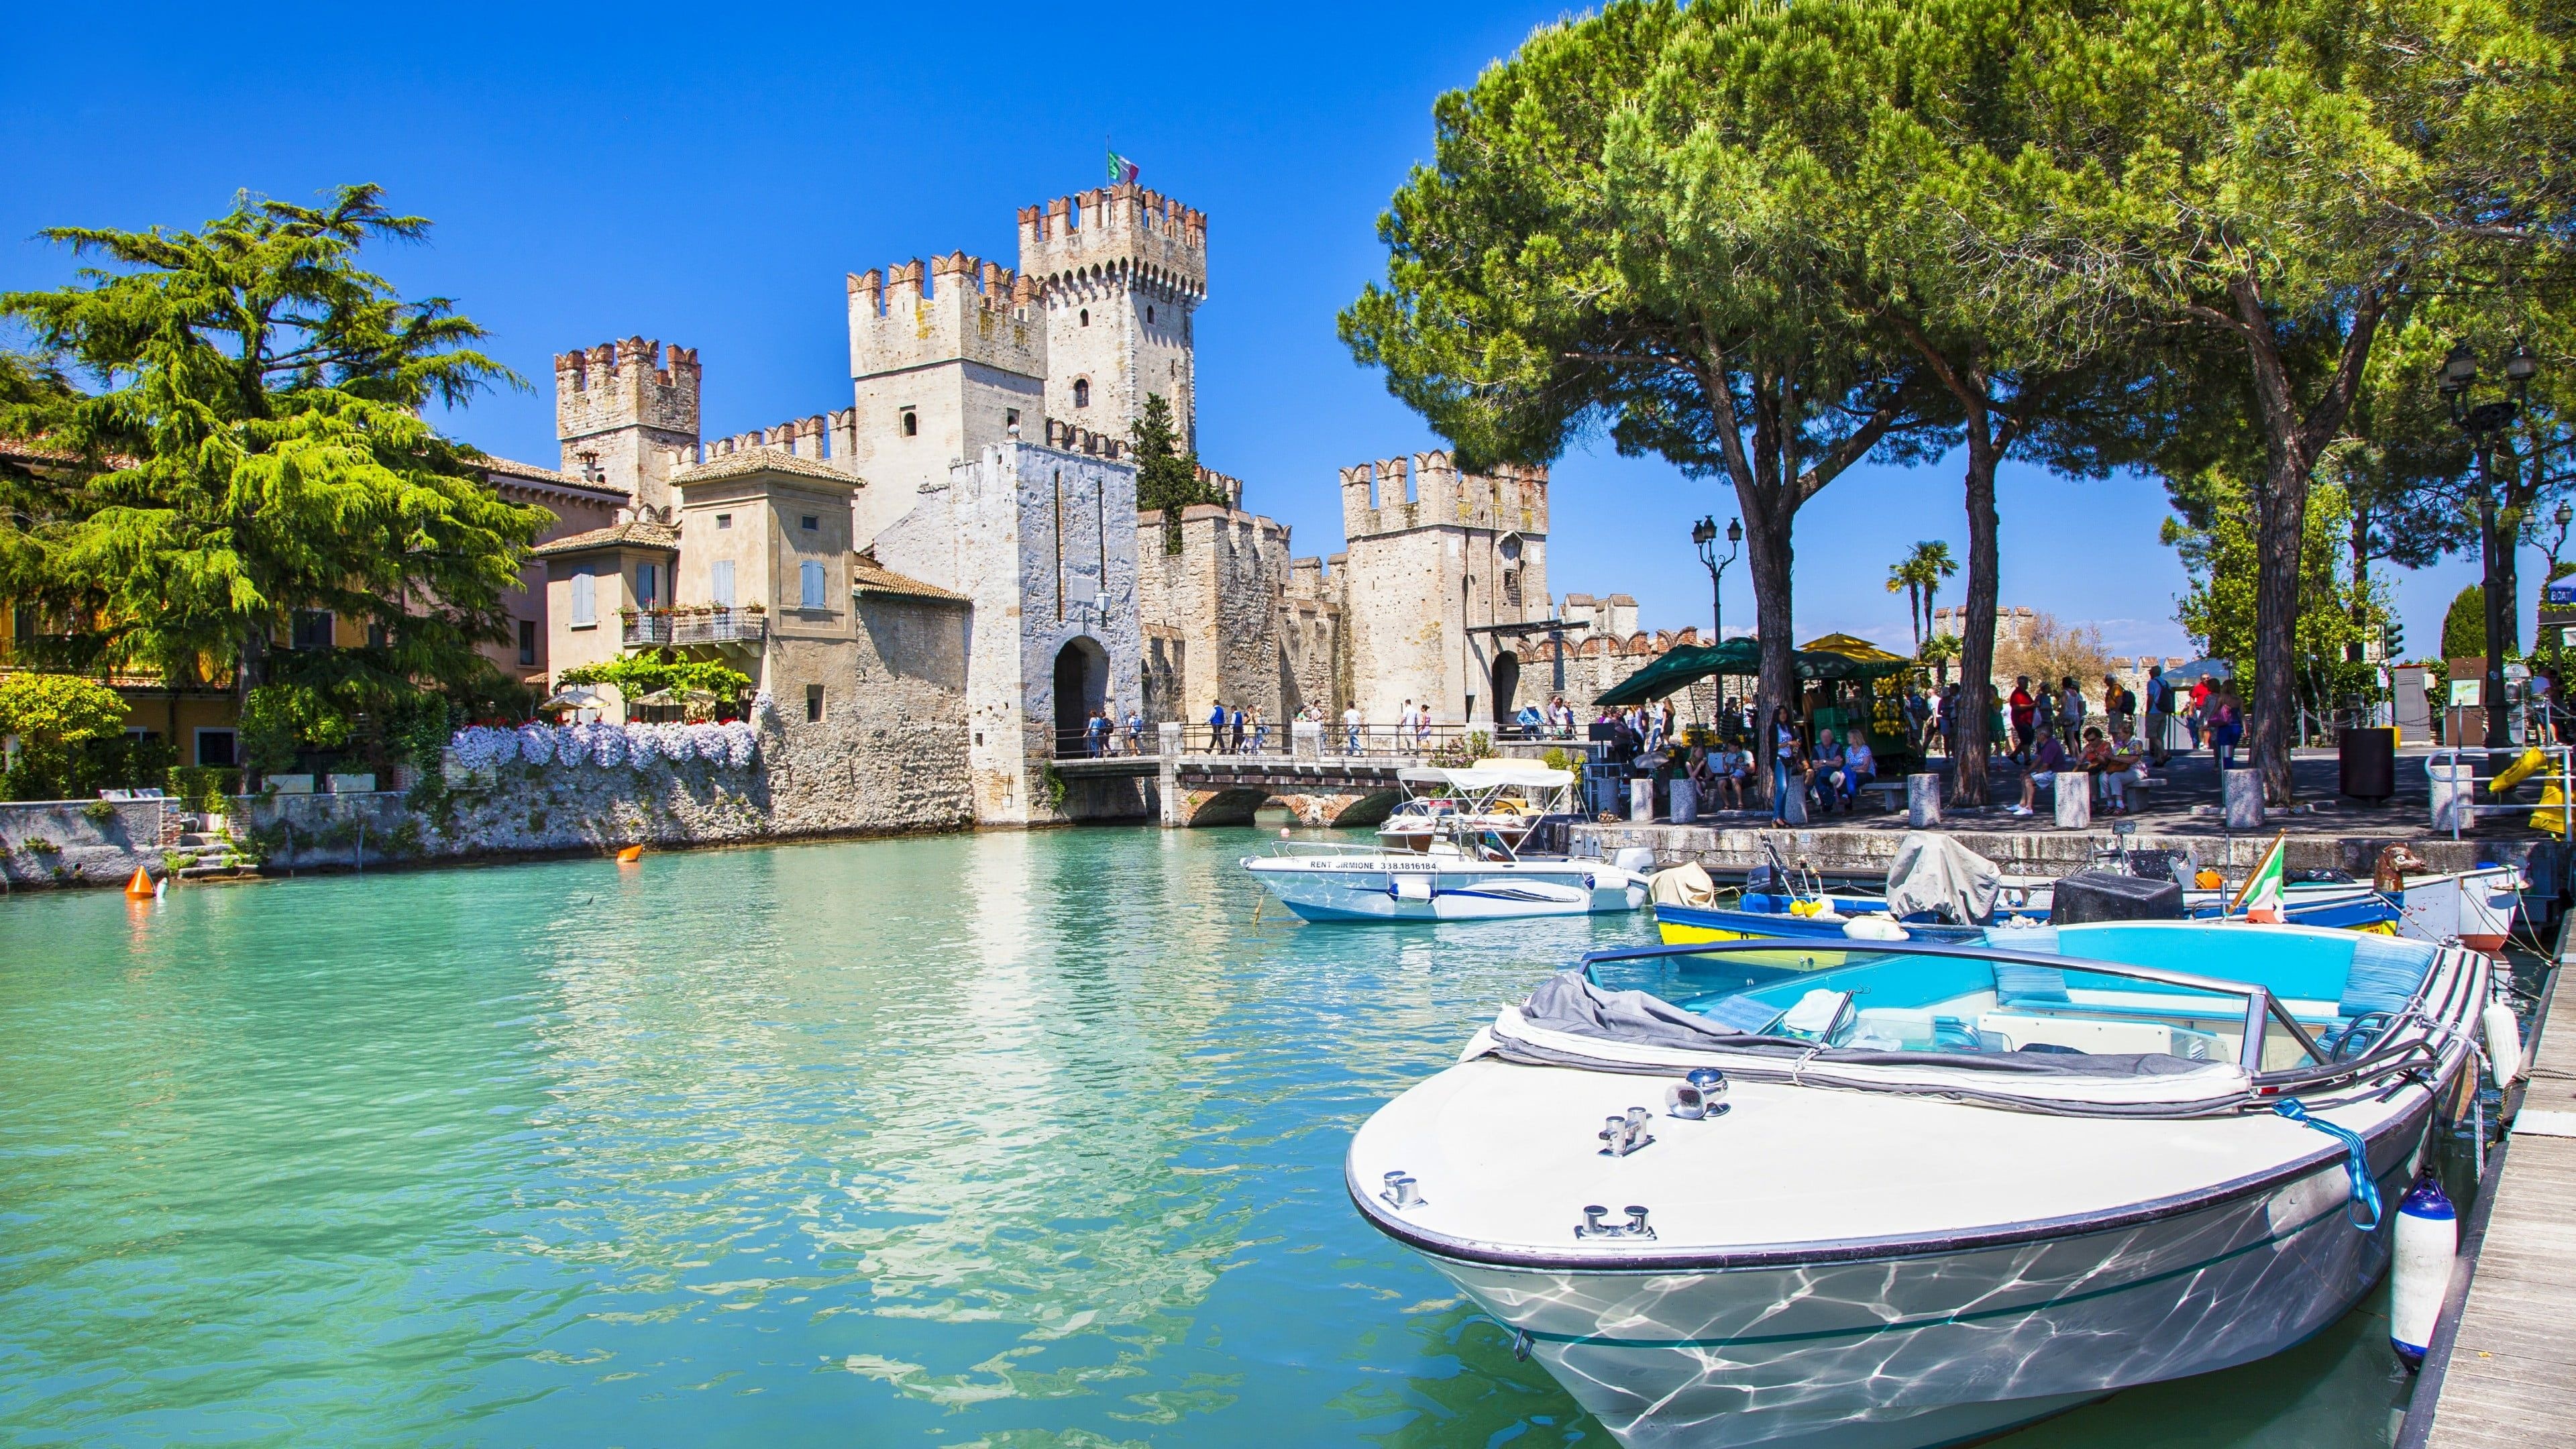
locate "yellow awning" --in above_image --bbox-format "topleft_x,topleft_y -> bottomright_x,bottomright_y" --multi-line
1799,633 -> 1909,665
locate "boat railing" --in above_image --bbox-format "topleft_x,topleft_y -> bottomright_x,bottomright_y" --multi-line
1578,937 -> 2342,1073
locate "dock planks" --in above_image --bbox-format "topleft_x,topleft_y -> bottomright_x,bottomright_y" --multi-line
2419,931 -> 2576,1448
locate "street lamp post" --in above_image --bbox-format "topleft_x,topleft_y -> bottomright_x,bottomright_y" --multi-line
1694,516 -> 1742,727
2438,341 -> 2538,748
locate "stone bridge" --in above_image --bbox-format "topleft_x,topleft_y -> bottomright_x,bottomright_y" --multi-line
1048,751 -> 1417,828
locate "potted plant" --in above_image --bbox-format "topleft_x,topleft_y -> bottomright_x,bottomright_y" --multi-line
743,601 -> 767,615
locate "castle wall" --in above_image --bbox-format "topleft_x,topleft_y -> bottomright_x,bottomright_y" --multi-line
1020,185 -> 1207,449
1134,505 -> 1298,726
555,338 -> 700,512
869,440 -> 1142,825
1334,453 -> 1550,726
845,254 -> 1048,548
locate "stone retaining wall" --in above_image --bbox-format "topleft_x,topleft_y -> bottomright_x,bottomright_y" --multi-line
0,799 -> 169,889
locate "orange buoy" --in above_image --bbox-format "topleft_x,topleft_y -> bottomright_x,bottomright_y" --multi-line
616,845 -> 645,863
125,867 -> 156,898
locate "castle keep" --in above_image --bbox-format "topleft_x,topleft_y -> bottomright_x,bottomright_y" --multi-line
523,176 -> 1632,833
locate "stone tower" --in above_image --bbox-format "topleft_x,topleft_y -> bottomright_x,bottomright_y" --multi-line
844,252 -> 1047,547
1018,184 -> 1208,452
555,337 -> 700,513
1336,451 -> 1550,727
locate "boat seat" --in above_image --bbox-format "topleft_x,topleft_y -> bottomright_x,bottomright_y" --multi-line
2341,934 -> 2436,1018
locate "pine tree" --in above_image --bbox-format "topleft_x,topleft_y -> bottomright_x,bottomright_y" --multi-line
0,186 -> 545,716
1131,392 -> 1216,553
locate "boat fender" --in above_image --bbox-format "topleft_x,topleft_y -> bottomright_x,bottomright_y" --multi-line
2271,1099 -> 2382,1230
2482,1000 -> 2524,1089
1809,908 -> 1846,924
1842,914 -> 1909,941
2390,1174 -> 2457,1369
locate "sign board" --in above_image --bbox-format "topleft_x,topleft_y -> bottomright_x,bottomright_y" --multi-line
2547,581 -> 2576,606
2450,678 -> 2484,708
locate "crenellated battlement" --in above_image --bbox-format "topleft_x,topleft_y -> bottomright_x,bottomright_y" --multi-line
1018,183 -> 1208,299
1195,462 -> 1244,512
1042,417 -> 1129,460
555,337 -> 701,445
847,251 -> 1046,382
1338,451 -> 1550,541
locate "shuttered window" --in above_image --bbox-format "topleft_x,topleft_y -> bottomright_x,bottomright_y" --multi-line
711,560 -> 735,608
570,572 -> 595,626
800,559 -> 825,609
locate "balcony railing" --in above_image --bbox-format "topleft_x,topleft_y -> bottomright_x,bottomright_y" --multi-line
623,609 -> 769,648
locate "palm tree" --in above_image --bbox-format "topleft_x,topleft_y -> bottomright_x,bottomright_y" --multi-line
1909,541 -> 1959,643
1886,542 -> 1961,650
1886,559 -> 1925,650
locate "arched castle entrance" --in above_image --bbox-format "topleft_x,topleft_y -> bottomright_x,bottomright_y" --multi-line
1053,636 -> 1110,755
1490,651 -> 1520,729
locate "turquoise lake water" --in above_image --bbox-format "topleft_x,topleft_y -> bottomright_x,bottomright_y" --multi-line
1,824 -> 2431,1446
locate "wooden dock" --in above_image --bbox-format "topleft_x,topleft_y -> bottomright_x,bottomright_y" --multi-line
2402,918 -> 2576,1447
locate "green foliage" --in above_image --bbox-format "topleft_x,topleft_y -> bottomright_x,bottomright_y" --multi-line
0,672 -> 127,749
1542,747 -> 1578,774
555,651 -> 755,712
2163,471 -> 2391,723
0,184 -> 547,695
2443,586 -> 2490,662
237,682 -> 353,774
0,672 -> 139,799
1132,393 -> 1218,553
168,765 -> 240,812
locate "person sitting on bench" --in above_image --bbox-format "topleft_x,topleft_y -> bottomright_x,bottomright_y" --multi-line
2008,734 -> 2071,817
2100,722 -> 2148,815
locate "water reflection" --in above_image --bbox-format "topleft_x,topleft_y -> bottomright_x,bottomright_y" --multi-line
0,829 -> 2451,1448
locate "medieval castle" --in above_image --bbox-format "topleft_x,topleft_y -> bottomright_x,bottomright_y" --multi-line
519,179 -> 1661,826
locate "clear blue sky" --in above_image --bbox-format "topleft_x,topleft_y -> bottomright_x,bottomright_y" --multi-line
0,1 -> 2520,659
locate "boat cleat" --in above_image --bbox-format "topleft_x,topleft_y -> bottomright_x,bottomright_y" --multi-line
1574,1203 -> 1654,1240
1598,1107 -> 1655,1156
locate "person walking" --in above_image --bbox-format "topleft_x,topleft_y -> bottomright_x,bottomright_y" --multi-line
1342,702 -> 1362,756
1206,699 -> 1227,754
2058,676 -> 2086,749
2143,665 -> 2174,767
2186,676 -> 2212,750
1085,708 -> 1109,757
2209,683 -> 2244,772
1228,702 -> 1247,755
1124,706 -> 1144,757
1906,687 -> 1933,757
1766,706 -> 1805,824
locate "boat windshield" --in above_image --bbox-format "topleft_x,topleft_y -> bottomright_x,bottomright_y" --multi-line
1575,926 -> 2443,1073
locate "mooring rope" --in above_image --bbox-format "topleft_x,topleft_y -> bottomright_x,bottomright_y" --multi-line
2273,1097 -> 2383,1230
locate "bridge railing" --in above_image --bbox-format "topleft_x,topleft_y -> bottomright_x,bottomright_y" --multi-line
1053,721 -> 1573,761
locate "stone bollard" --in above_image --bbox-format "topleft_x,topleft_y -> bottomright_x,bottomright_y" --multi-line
1908,773 -> 1942,828
1776,773 -> 1809,826
1157,722 -> 1183,759
2430,767 -> 2476,833
1671,777 -> 1699,824
1291,720 -> 1322,760
2223,769 -> 2264,830
1630,777 -> 1656,824
2053,774 -> 2092,828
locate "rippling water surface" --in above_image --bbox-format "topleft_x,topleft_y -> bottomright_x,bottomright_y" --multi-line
1,825 -> 2426,1446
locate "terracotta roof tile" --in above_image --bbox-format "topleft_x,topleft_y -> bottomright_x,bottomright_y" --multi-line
672,446 -> 855,488
532,520 -> 682,557
851,551 -> 966,604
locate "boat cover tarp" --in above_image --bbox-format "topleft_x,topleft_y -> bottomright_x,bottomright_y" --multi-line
1513,970 -> 2216,1079
1884,833 -> 2002,923
1650,861 -> 1721,908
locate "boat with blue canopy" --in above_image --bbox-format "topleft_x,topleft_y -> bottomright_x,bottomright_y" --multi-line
1347,920 -> 2510,1448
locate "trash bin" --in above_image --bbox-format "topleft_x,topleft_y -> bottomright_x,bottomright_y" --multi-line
2339,726 -> 2396,802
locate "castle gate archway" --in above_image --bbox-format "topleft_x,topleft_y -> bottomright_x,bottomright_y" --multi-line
1053,636 -> 1110,754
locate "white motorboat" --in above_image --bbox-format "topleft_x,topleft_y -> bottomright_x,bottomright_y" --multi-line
1246,763 -> 1646,921
1375,759 -> 1572,852
1348,922 -> 2501,1447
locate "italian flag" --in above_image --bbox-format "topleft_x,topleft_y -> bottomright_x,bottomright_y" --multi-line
2231,832 -> 2289,923
1108,149 -> 1140,185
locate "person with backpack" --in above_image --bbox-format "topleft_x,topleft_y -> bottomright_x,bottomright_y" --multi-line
2208,683 -> 2244,772
2143,664 -> 2175,766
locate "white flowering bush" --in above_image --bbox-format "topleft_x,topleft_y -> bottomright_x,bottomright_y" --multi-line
450,718 -> 757,772
450,726 -> 518,771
